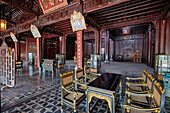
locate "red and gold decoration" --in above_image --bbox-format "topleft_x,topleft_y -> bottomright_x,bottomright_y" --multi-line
70,10 -> 86,32
39,0 -> 68,14
122,27 -> 130,34
0,19 -> 7,31
77,31 -> 83,68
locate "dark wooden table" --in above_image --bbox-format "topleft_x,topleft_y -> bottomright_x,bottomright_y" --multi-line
86,73 -> 122,113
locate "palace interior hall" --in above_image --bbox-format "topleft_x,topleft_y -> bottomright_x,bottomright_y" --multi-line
0,0 -> 170,113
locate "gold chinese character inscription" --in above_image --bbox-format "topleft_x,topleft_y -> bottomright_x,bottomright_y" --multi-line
56,0 -> 63,3
49,0 -> 55,6
42,0 -> 48,8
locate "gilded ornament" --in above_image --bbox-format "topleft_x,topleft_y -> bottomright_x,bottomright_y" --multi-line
49,0 -> 55,6
88,92 -> 112,112
56,0 -> 63,3
42,0 -> 48,8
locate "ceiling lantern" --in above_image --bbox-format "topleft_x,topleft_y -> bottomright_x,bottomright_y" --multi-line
122,26 -> 130,34
0,19 -> 7,32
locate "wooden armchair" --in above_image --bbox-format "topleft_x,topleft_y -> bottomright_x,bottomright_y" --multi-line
75,68 -> 89,91
60,71 -> 86,113
126,70 -> 148,92
124,80 -> 166,113
84,66 -> 101,81
126,74 -> 155,105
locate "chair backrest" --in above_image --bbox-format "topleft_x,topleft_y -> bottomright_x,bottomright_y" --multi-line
60,71 -> 74,87
85,66 -> 90,75
153,81 -> 166,110
143,70 -> 148,83
76,68 -> 84,79
147,74 -> 155,92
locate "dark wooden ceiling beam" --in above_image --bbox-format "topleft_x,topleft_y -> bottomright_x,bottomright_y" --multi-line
83,0 -> 132,13
93,0 -> 164,18
56,26 -> 72,29
85,16 -> 100,30
92,0 -> 150,16
98,8 -> 163,24
101,15 -> 160,30
6,19 -> 16,25
53,23 -> 71,28
96,3 -> 166,21
0,0 -> 37,15
42,26 -> 63,36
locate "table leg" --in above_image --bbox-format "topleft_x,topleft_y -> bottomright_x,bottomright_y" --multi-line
86,90 -> 89,113
87,91 -> 113,113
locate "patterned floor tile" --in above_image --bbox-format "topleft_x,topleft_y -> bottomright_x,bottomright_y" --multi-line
1,64 -> 170,113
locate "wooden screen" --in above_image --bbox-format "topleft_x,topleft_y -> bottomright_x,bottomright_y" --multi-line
0,42 -> 15,87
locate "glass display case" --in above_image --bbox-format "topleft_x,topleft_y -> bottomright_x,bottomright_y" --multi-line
155,55 -> 170,80
90,54 -> 101,73
168,56 -> 170,72
56,54 -> 64,68
28,53 -> 33,65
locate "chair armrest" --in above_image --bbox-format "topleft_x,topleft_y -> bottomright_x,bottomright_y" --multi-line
62,86 -> 77,95
91,73 -> 101,76
126,91 -> 153,97
74,80 -> 88,86
77,81 -> 88,87
123,105 -> 160,112
86,75 -> 96,80
126,89 -> 150,94
126,77 -> 143,80
126,82 -> 146,86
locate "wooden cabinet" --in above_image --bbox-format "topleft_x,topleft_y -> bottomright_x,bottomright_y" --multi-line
133,50 -> 142,63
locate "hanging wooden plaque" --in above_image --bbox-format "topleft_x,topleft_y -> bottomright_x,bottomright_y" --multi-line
10,32 -> 18,42
70,10 -> 86,32
30,24 -> 41,38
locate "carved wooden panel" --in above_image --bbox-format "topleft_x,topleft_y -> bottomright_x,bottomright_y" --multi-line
0,42 -> 15,87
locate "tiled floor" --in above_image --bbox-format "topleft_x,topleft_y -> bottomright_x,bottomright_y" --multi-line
1,61 -> 170,113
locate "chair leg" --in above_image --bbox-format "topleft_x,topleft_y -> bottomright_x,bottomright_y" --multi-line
127,94 -> 130,104
74,109 -> 76,113
61,100 -> 64,113
126,108 -> 130,113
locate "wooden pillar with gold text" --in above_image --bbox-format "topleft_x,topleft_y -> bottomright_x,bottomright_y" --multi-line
77,31 -> 84,69
61,34 -> 66,64
36,38 -> 40,67
15,42 -> 18,61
